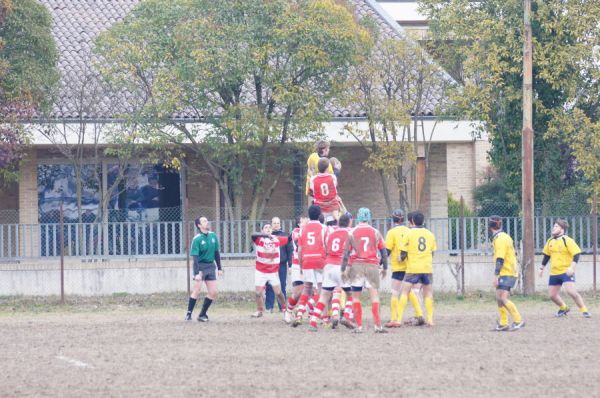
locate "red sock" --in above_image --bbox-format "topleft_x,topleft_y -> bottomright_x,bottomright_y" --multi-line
310,301 -> 326,327
312,293 -> 320,304
344,296 -> 353,320
296,294 -> 309,318
287,296 -> 298,311
353,301 -> 363,327
331,297 -> 340,318
372,302 -> 381,327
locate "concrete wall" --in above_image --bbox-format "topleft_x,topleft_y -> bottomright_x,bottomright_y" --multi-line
1,255 -> 597,296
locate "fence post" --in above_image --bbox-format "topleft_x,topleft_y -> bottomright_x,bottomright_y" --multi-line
59,202 -> 65,304
184,198 -> 191,295
460,196 -> 465,296
593,193 -> 597,292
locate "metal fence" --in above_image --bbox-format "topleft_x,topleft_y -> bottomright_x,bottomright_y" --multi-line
1,214 -> 598,260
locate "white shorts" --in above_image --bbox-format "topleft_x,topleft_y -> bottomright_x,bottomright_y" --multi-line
255,270 -> 281,287
290,264 -> 303,283
302,268 -> 323,285
322,264 -> 343,289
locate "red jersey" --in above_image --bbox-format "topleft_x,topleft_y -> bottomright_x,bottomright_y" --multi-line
348,224 -> 384,265
253,236 -> 281,273
310,173 -> 340,212
325,227 -> 351,266
291,227 -> 301,266
298,221 -> 327,269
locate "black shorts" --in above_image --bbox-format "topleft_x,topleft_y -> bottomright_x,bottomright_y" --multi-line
391,271 -> 406,281
497,276 -> 517,291
193,262 -> 217,281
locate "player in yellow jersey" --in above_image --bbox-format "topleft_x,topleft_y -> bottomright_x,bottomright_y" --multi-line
384,209 -> 424,328
488,216 -> 524,331
305,140 -> 333,197
395,211 -> 437,327
539,218 -> 591,318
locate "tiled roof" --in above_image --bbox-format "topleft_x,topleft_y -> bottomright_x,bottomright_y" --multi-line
39,0 -> 449,121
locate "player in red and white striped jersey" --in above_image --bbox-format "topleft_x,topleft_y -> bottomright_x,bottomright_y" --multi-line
308,212 -> 353,331
251,224 -> 286,319
309,158 -> 342,224
284,216 -> 308,324
341,208 -> 388,333
293,205 -> 328,327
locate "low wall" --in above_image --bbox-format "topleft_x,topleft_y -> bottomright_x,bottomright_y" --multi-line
0,255 -> 597,296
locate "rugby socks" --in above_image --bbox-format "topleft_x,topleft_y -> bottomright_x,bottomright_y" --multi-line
296,294 -> 309,319
371,302 -> 381,327
396,294 -> 408,322
343,296 -> 354,320
310,302 -> 326,328
424,297 -> 434,325
353,300 -> 363,327
287,296 -> 298,312
579,306 -> 589,313
187,297 -> 197,315
331,292 -> 341,319
504,300 -> 521,323
199,298 -> 213,317
390,291 -> 399,322
559,303 -> 568,311
498,306 -> 509,326
409,290 -> 424,318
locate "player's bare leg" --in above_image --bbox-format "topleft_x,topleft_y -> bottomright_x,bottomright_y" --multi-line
293,283 -> 313,327
395,281 -> 414,326
285,281 -> 304,324
563,282 -> 590,317
309,288 -> 332,331
252,286 -> 265,318
548,284 -> 569,315
272,284 -> 287,315
185,274 -> 204,321
495,288 -> 522,330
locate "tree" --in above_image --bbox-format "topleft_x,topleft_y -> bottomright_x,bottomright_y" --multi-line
344,36 -> 451,212
95,0 -> 372,221
419,0 -> 600,208
0,0 -> 58,183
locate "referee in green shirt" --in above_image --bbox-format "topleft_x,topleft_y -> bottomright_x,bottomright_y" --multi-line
185,217 -> 223,322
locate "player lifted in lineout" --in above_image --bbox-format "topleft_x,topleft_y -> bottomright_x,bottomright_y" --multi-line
309,158 -> 344,225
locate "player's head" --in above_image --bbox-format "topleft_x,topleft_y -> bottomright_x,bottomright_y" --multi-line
356,207 -> 371,224
553,218 -> 569,236
325,215 -> 336,226
339,212 -> 351,228
488,215 -> 502,232
318,214 -> 325,224
412,211 -> 425,227
271,217 -> 281,231
406,211 -> 416,226
308,204 -> 321,221
262,223 -> 272,235
391,209 -> 404,224
316,140 -> 330,156
317,157 -> 330,173
195,216 -> 209,231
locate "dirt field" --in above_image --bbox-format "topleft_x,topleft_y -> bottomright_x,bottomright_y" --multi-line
1,296 -> 600,397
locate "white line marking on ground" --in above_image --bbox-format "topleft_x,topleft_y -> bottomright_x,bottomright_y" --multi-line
56,355 -> 94,369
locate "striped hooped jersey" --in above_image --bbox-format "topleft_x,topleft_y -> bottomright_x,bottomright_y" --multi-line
326,227 -> 351,266
298,221 -> 327,270
291,227 -> 301,266
253,236 -> 281,273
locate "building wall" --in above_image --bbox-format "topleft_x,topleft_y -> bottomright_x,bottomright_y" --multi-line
446,140 -> 491,211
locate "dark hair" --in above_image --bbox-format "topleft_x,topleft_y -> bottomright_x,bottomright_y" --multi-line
488,216 -> 502,230
412,211 -> 425,226
294,215 -> 302,227
194,217 -> 205,228
392,209 -> 404,223
339,213 -> 351,227
317,157 -> 330,173
308,205 -> 321,221
316,140 -> 330,156
407,211 -> 416,224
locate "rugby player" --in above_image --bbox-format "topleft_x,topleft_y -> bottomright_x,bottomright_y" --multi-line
285,216 -> 308,324
309,158 -> 343,224
305,140 -> 333,197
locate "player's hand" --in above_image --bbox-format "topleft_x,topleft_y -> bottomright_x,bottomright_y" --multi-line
218,270 -> 224,277
492,277 -> 498,288
566,267 -> 575,277
538,267 -> 544,278
194,274 -> 202,282
380,269 -> 387,279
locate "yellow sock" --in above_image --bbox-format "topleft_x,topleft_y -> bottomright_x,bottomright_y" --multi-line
424,297 -> 434,324
409,290 -> 423,318
580,306 -> 588,313
390,296 -> 399,322
504,300 -> 522,323
498,306 -> 509,326
560,303 -> 568,310
397,294 -> 408,322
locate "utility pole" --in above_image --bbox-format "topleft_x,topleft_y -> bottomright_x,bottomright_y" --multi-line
522,0 -> 535,294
